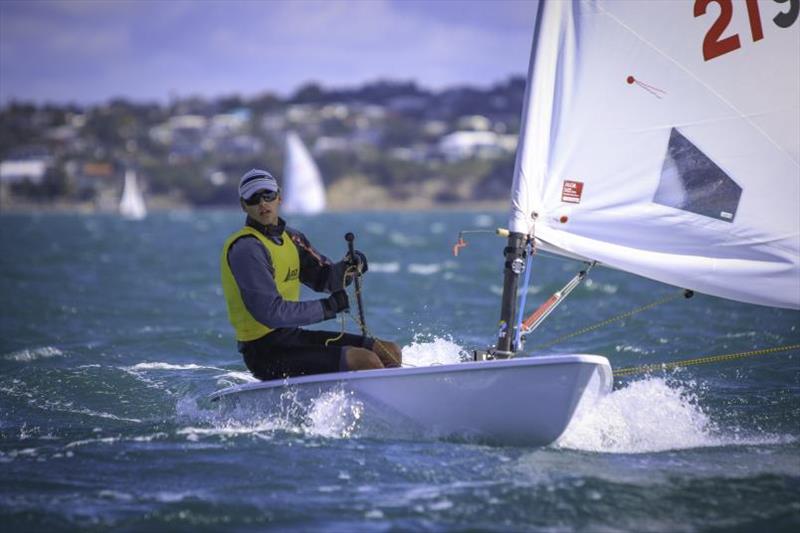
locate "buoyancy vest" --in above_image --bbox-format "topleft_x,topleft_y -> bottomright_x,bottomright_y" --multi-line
220,227 -> 301,341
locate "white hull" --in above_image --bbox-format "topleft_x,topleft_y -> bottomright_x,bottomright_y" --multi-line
210,354 -> 612,446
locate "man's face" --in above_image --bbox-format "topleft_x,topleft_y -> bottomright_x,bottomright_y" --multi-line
241,189 -> 281,226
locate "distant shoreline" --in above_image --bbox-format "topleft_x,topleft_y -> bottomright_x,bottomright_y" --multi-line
0,195 -> 508,214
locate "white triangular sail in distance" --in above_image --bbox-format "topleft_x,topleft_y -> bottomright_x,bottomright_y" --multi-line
119,169 -> 147,220
510,0 -> 799,310
281,131 -> 326,215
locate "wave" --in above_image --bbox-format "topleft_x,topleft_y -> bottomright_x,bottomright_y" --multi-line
4,346 -> 64,362
54,406 -> 143,423
408,263 -> 441,276
124,362 -> 225,372
583,278 -> 618,294
1,378 -> 143,423
473,214 -> 495,227
429,222 -> 446,234
388,232 -> 426,247
369,262 -> 401,274
365,222 -> 386,235
214,370 -> 258,388
557,376 -> 792,453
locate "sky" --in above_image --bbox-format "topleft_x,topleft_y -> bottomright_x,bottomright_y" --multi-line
0,0 -> 539,106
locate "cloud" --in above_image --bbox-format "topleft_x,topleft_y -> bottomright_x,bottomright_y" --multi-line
0,0 -> 538,105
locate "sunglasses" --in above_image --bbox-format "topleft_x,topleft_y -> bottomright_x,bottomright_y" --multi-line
244,190 -> 279,205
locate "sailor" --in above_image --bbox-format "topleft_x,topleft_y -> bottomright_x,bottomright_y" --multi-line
221,168 -> 402,380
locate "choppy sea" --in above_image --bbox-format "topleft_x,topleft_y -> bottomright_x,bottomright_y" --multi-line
1,210 -> 798,531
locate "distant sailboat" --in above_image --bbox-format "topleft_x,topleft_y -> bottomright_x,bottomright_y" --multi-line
119,169 -> 147,220
281,131 -> 326,215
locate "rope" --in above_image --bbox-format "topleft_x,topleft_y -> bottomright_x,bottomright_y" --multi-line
613,343 -> 800,378
326,264 -> 406,368
344,300 -> 406,368
516,283 -> 797,379
323,314 -> 346,347
529,290 -> 685,351
325,265 -> 359,347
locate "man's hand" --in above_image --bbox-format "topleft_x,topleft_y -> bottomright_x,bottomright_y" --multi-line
322,290 -> 350,319
347,250 -> 369,274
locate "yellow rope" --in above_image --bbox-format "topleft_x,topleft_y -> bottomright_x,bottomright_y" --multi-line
323,314 -> 346,347
529,291 -> 684,351
325,265 -> 359,347
325,264 -> 404,367
522,290 -> 798,379
613,343 -> 800,378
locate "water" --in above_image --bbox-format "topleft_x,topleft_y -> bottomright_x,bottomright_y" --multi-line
1,210 -> 798,531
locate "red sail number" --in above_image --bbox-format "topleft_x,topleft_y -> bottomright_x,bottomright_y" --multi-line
694,0 -> 741,61
695,0 -> 798,61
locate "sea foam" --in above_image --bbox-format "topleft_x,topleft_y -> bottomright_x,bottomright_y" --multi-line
557,376 -> 789,453
126,362 -> 222,371
176,386 -> 365,441
4,346 -> 64,362
402,336 -> 470,367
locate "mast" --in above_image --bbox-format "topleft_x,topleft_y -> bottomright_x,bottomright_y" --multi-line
495,231 -> 527,357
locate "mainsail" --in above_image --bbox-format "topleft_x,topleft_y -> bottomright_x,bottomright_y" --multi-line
281,131 -> 326,215
510,0 -> 799,310
119,169 -> 147,220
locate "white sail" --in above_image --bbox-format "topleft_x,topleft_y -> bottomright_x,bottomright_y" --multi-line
119,169 -> 147,220
510,0 -> 799,310
281,131 -> 326,215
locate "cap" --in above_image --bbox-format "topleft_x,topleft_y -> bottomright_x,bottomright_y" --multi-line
239,168 -> 279,200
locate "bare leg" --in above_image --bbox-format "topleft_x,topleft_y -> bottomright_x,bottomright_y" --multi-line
372,339 -> 402,368
344,347 -> 384,371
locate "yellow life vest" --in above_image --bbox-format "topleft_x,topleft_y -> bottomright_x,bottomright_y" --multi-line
220,227 -> 301,341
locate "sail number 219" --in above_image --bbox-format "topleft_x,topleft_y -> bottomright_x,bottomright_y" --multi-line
694,0 -> 799,61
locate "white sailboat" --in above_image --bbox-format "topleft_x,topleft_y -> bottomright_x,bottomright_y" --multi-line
210,0 -> 799,445
281,131 -> 326,215
119,169 -> 147,220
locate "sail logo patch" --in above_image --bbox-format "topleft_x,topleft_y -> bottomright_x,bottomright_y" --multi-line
561,181 -> 584,203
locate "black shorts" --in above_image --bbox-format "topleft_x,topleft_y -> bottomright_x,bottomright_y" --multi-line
240,328 -> 375,381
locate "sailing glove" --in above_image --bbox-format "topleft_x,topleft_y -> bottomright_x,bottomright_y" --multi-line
329,260 -> 350,291
322,290 -> 350,319
328,251 -> 368,292
347,250 -> 369,274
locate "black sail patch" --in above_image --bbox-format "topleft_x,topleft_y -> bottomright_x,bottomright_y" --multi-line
654,128 -> 742,222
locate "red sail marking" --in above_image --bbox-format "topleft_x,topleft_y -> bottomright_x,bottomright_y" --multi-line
627,75 -> 666,99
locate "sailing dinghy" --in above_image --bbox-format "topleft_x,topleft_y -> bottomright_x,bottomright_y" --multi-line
281,131 -> 326,215
210,0 -> 798,445
119,169 -> 147,220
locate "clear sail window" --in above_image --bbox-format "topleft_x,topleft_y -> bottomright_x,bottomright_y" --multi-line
654,128 -> 742,222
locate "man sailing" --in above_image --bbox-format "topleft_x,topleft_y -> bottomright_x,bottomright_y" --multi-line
221,168 -> 402,380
